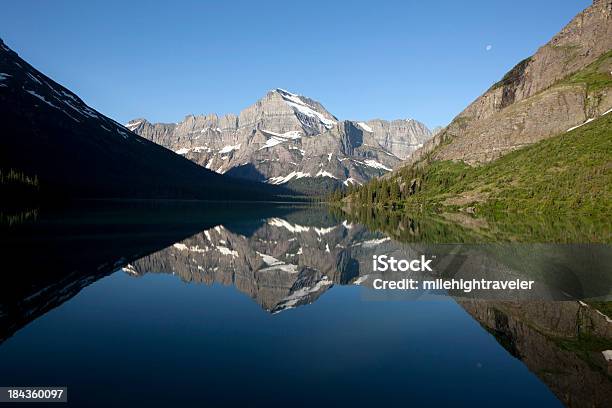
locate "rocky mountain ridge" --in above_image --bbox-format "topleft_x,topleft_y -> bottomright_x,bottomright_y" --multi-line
127,88 -> 432,190
406,0 -> 612,166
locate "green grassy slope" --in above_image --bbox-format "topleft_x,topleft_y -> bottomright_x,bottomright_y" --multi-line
559,49 -> 612,94
416,113 -> 609,215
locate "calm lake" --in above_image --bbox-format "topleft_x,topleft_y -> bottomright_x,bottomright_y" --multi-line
1,202 -> 610,407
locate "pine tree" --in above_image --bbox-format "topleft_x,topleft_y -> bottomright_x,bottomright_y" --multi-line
390,180 -> 400,203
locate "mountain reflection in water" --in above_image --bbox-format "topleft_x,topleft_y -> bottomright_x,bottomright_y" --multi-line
0,203 -> 610,407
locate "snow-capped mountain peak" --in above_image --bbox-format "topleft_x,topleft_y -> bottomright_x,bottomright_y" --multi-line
273,88 -> 336,130
126,88 -> 432,192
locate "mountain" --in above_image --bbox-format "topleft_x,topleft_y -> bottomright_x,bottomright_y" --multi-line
408,0 -> 612,166
127,89 -> 432,191
343,0 -> 612,217
0,39 -> 289,201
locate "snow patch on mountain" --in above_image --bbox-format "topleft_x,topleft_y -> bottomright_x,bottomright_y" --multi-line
567,108 -> 612,132
121,264 -> 139,276
26,72 -> 42,85
259,129 -> 304,150
25,89 -> 60,109
315,169 -> 337,179
363,159 -> 392,171
173,243 -> 211,254
261,129 -> 302,139
357,122 -> 373,132
273,276 -> 333,312
362,237 -> 390,248
257,251 -> 284,266
256,251 -> 298,273
314,226 -> 336,236
353,275 -> 369,285
267,171 -> 311,184
176,145 -> 218,155
219,143 -> 241,154
265,219 -> 335,236
343,177 -> 361,186
567,118 -> 595,132
125,120 -> 142,130
259,135 -> 287,150
24,88 -> 83,123
276,88 -> 335,129
63,99 -> 99,119
267,218 -> 312,233
260,263 -> 299,274
217,246 -> 238,257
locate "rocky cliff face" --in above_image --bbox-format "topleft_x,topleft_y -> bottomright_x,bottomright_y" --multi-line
407,0 -> 612,166
128,89 -> 431,189
355,119 -> 432,160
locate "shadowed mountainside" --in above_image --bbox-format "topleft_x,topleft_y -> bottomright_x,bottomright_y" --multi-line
0,39 -> 292,201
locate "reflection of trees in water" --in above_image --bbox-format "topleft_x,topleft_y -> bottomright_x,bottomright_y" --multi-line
0,208 -> 38,226
338,205 -> 611,244
337,205 -> 486,243
0,168 -> 41,226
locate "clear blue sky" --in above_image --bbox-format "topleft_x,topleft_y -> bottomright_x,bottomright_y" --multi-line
0,0 -> 591,129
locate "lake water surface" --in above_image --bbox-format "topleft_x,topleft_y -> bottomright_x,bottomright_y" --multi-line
1,202 -> 610,407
